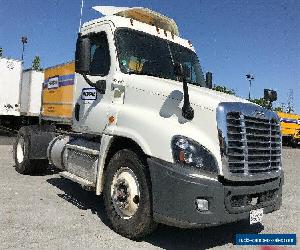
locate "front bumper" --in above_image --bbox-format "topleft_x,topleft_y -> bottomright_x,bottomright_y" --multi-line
148,158 -> 283,228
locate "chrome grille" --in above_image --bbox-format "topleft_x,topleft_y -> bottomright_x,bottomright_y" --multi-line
217,102 -> 282,181
226,112 -> 281,174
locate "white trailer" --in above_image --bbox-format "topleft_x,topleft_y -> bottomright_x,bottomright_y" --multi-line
20,69 -> 44,116
0,57 -> 43,129
0,57 -> 22,117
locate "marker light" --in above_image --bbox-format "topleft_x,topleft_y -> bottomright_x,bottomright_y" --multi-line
108,115 -> 115,124
156,26 -> 160,34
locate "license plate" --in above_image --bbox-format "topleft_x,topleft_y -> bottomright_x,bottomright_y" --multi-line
250,208 -> 263,224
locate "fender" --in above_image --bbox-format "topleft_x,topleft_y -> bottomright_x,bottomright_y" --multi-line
95,134 -> 113,195
95,131 -> 151,195
105,104 -> 221,165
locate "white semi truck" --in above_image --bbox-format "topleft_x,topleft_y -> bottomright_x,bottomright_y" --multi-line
13,6 -> 283,239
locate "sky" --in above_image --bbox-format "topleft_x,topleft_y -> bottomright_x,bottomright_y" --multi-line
0,0 -> 299,112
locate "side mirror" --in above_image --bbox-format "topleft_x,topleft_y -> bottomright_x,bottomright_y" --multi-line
264,89 -> 277,102
75,35 -> 91,74
206,72 -> 213,89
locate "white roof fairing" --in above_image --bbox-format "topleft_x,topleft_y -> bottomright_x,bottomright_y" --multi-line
92,6 -> 131,16
92,6 -> 179,36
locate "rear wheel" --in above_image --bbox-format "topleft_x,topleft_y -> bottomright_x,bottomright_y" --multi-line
103,149 -> 157,239
13,127 -> 48,174
291,138 -> 299,148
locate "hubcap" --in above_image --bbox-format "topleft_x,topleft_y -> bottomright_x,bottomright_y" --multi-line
16,137 -> 25,163
111,167 -> 140,219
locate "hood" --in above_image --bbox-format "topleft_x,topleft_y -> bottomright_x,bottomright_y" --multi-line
121,74 -> 250,112
187,83 -> 250,111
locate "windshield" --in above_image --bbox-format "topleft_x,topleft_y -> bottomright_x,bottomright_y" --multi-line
115,28 -> 206,87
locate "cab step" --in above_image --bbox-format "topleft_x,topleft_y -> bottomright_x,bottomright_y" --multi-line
60,171 -> 96,190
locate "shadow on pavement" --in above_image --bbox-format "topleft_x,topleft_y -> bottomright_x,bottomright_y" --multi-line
46,176 -> 264,249
144,220 -> 263,249
46,177 -> 110,227
11,165 -> 61,176
31,165 -> 61,176
0,131 -> 16,145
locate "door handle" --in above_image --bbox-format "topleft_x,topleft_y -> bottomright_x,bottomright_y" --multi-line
74,103 -> 80,121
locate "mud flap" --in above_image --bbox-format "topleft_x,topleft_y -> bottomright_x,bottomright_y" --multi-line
22,125 -> 56,159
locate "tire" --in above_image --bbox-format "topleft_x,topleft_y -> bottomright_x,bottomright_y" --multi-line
103,149 -> 157,239
291,138 -> 299,148
13,127 -> 49,175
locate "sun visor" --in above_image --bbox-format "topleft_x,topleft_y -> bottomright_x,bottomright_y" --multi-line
93,6 -> 179,36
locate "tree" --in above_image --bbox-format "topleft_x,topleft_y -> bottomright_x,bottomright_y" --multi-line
212,85 -> 236,95
274,106 -> 284,112
31,56 -> 42,71
249,98 -> 269,109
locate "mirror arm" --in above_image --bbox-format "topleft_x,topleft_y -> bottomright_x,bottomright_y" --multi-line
82,73 -> 95,87
182,76 -> 194,120
173,62 -> 194,120
267,100 -> 273,110
82,73 -> 106,94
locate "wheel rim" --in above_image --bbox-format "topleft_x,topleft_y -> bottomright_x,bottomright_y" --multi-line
16,137 -> 25,163
111,167 -> 140,219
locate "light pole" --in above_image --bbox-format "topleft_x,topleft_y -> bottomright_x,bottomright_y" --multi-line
21,36 -> 28,62
246,74 -> 254,100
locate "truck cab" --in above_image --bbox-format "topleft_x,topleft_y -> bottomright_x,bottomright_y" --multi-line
14,6 -> 283,239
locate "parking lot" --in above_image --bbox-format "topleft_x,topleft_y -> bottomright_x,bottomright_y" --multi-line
0,133 -> 299,249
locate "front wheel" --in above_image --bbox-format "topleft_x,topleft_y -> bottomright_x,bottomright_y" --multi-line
103,149 -> 157,239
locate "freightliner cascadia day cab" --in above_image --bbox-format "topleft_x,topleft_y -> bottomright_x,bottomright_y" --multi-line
13,6 -> 283,239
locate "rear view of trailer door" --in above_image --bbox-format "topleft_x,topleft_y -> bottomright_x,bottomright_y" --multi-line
0,58 -> 22,117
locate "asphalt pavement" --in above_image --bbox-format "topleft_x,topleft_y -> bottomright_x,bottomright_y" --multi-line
0,133 -> 299,249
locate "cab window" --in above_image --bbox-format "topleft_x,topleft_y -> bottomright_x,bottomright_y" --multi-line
89,32 -> 110,76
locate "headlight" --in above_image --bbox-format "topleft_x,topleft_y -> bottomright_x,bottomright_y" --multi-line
171,135 -> 218,174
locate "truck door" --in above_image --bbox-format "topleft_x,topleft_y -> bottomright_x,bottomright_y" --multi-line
72,24 -> 115,134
